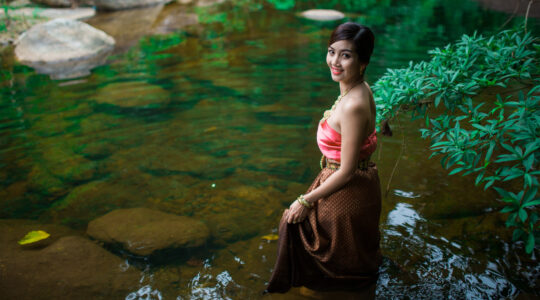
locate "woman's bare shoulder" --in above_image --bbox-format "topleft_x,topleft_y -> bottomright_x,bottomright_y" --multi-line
343,85 -> 371,113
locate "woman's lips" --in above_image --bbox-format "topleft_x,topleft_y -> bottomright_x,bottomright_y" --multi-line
331,67 -> 342,75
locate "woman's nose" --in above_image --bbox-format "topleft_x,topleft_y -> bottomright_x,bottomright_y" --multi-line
331,55 -> 340,66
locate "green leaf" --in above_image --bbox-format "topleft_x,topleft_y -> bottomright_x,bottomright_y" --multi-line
518,208 -> 528,222
512,228 -> 525,241
523,187 -> 538,204
522,200 -> 540,208
526,232 -> 535,253
449,167 -> 463,175
500,206 -> 516,213
485,141 -> 496,162
523,154 -> 534,171
18,230 -> 50,245
484,179 -> 495,190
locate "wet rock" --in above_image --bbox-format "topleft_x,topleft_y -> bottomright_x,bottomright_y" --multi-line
27,164 -> 69,196
46,179 -> 147,228
0,182 -> 29,217
187,183 -> 285,246
205,213 -> 262,246
0,219 -> 140,299
8,6 -> 96,20
104,144 -> 238,180
86,4 -> 164,54
30,0 -> 95,7
87,207 -> 210,256
39,143 -> 98,183
92,81 -> 170,108
196,0 -> 225,7
151,4 -> 198,34
299,9 -> 345,21
93,0 -> 172,10
30,0 -> 73,7
14,18 -> 115,80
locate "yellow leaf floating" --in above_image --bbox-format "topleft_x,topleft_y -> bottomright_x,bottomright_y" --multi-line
261,234 -> 279,241
18,230 -> 50,245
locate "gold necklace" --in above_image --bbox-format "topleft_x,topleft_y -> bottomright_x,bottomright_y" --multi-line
320,80 -> 363,123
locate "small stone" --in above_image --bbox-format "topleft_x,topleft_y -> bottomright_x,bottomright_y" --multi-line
300,9 -> 345,21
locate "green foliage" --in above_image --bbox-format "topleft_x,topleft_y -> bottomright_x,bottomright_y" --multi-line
1,1 -> 10,32
374,26 -> 540,255
374,27 -> 538,123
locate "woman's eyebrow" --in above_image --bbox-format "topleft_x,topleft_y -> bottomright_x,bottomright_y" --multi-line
328,46 -> 352,53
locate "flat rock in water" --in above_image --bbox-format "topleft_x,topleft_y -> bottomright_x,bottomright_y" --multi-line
93,0 -> 172,10
0,220 -> 139,299
14,18 -> 114,80
92,81 -> 170,107
87,207 -> 210,256
30,0 -> 73,7
7,7 -> 96,21
300,9 -> 345,21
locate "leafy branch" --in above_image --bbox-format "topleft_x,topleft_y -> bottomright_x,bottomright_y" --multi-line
373,24 -> 539,254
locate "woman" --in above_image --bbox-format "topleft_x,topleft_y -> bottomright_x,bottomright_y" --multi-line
265,22 -> 382,294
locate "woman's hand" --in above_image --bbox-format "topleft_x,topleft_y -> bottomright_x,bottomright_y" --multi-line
284,200 -> 310,224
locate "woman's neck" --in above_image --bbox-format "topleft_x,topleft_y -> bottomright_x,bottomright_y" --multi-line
339,76 -> 364,95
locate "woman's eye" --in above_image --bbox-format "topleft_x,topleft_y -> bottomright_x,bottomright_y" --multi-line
328,49 -> 334,54
343,54 -> 350,58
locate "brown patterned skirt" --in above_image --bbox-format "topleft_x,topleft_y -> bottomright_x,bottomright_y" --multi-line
265,161 -> 382,293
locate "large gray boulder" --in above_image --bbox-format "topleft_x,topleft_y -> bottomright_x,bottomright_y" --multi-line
93,0 -> 172,10
14,18 -> 115,80
87,208 -> 210,256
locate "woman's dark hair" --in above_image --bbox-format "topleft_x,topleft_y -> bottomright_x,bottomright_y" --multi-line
328,22 -> 375,65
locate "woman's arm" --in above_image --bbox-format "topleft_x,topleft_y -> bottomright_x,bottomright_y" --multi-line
285,90 -> 370,224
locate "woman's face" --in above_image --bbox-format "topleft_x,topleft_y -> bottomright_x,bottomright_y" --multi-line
326,39 -> 363,83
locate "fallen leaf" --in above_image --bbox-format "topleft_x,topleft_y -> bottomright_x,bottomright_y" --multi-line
18,230 -> 50,245
261,234 -> 278,241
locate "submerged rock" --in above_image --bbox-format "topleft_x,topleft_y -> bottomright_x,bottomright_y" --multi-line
92,81 -> 170,108
0,219 -> 140,299
87,207 -> 210,256
46,179 -> 147,228
299,9 -> 345,21
86,4 -> 164,54
14,18 -> 115,80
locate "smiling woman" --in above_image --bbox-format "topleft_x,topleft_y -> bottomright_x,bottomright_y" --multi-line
265,22 -> 381,296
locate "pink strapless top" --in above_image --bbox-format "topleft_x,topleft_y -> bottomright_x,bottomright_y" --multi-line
317,119 -> 377,162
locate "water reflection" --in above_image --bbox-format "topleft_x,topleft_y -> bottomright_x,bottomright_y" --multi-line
386,202 -> 423,234
126,285 -> 163,300
393,189 -> 421,199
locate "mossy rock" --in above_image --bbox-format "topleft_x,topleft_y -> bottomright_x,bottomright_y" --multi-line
87,207 -> 210,256
0,219 -> 140,299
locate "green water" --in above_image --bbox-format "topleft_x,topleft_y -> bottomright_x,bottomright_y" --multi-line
0,0 -> 538,298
